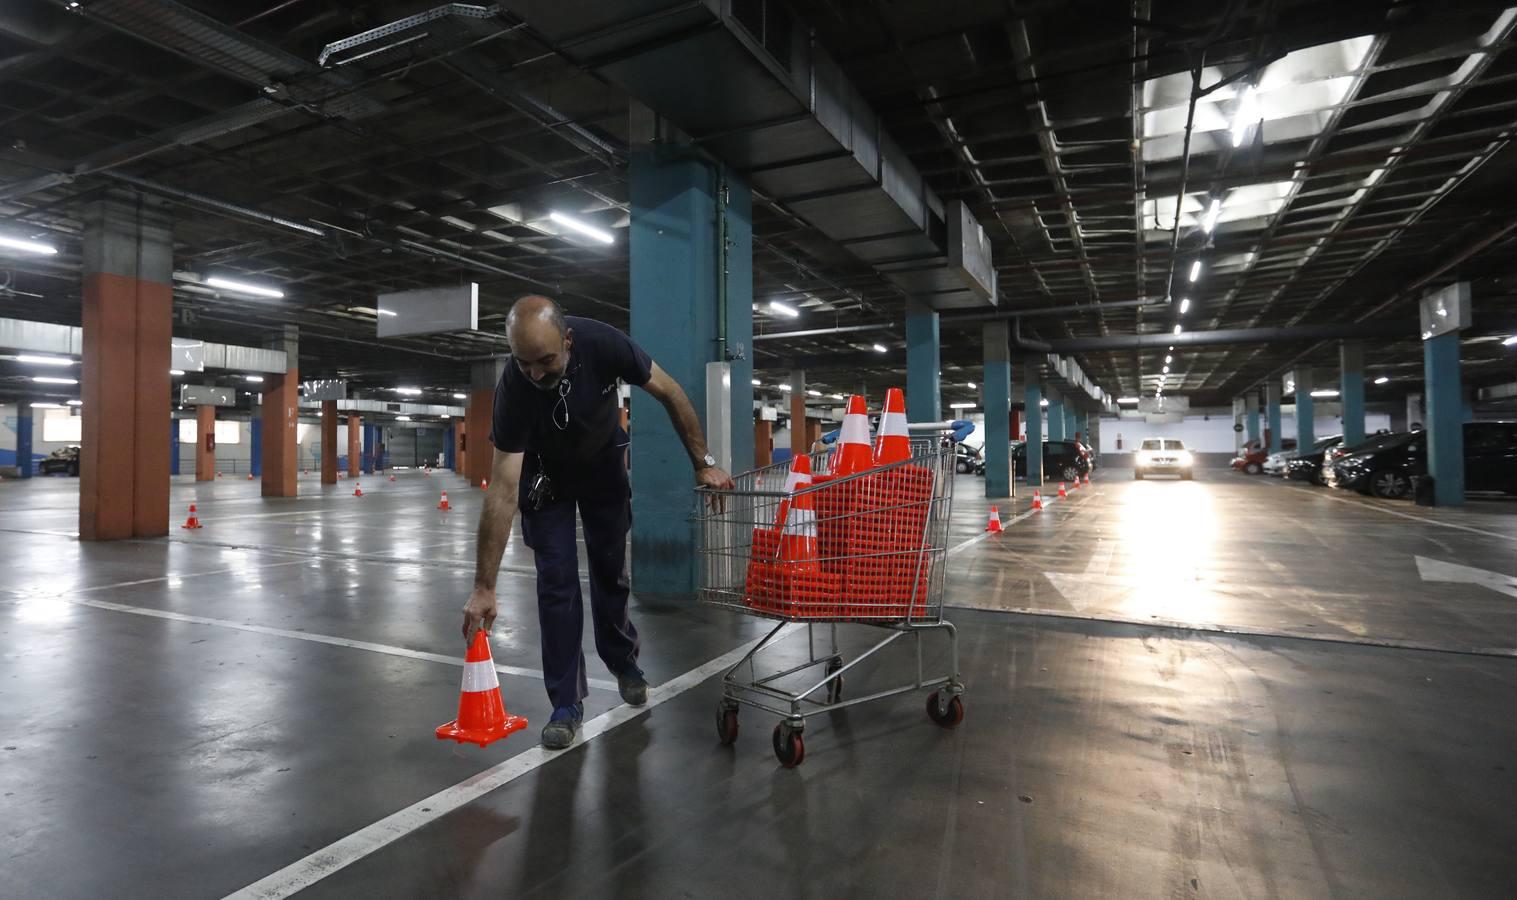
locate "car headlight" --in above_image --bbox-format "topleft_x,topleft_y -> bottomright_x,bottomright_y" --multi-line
1177,451 -> 1193,466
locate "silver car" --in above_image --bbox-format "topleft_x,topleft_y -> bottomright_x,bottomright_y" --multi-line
1134,438 -> 1195,480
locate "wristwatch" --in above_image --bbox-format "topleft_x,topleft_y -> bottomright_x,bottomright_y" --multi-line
696,453 -> 716,470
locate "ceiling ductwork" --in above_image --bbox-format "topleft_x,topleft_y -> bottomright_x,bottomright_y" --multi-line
502,0 -> 996,310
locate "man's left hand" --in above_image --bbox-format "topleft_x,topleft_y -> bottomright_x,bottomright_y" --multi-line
696,465 -> 734,491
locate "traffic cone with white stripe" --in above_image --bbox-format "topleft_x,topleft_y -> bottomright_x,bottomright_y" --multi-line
1084,473 -> 1091,486
872,387 -> 910,465
438,490 -> 451,511
481,478 -> 488,491
1032,489 -> 1043,511
831,394 -> 874,478
389,473 -> 396,482
1058,482 -> 1067,498
985,505 -> 1003,533
777,458 -> 819,565
436,629 -> 529,747
180,504 -> 203,529
353,482 -> 363,497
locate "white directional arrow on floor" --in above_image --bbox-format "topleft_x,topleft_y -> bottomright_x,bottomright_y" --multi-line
1415,557 -> 1517,599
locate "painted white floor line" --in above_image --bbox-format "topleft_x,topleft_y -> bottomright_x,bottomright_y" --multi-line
222,630 -> 783,900
1294,485 -> 1517,543
947,487 -> 1084,556
48,595 -> 618,691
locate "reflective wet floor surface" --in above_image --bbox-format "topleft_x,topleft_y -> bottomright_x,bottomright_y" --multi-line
2,470 -> 1515,898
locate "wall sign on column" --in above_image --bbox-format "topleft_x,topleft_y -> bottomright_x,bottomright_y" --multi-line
1418,282 -> 1471,340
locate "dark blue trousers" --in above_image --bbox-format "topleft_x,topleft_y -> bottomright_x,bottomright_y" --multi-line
520,490 -> 639,709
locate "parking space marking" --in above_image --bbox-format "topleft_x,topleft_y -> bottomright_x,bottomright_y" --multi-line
222,629 -> 787,900
1291,484 -> 1517,543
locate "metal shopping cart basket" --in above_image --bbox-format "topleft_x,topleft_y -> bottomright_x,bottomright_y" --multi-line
695,432 -> 965,767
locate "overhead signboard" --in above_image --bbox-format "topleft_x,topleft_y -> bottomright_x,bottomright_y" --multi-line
1419,281 -> 1471,340
377,283 -> 479,338
180,385 -> 235,407
171,339 -> 205,373
301,378 -> 346,401
1137,396 -> 1189,415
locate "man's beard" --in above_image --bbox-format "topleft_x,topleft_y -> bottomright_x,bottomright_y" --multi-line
529,371 -> 563,392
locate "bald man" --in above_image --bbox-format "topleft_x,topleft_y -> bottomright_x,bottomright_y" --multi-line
462,295 -> 733,750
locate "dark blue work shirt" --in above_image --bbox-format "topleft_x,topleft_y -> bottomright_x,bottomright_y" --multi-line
490,316 -> 652,498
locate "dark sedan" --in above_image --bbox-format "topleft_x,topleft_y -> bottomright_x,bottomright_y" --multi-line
1326,422 -> 1517,499
1011,439 -> 1089,482
1284,435 -> 1343,485
38,445 -> 81,476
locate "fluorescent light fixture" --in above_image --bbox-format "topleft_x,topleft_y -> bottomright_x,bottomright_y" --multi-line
751,379 -> 761,386
806,389 -> 822,397
1162,366 -> 1170,374
0,234 -> 58,255
548,211 -> 614,244
1165,355 -> 1172,364
169,369 -> 185,376
1373,376 -> 1390,384
1230,86 -> 1259,148
29,401 -> 64,408
768,300 -> 800,318
1310,389 -> 1340,398
967,381 -> 977,390
452,392 -> 467,399
1188,260 -> 1202,282
1117,397 -> 1140,404
830,393 -> 845,400
1039,398 -> 1049,407
1503,335 -> 1517,346
394,387 -> 422,396
1168,345 -> 1174,351
32,376 -> 77,385
1173,324 -> 1183,335
245,375 -> 264,383
16,354 -> 74,367
949,402 -> 976,410
778,384 -> 792,392
66,399 -> 83,406
377,309 -> 398,317
1179,298 -> 1190,314
396,415 -> 412,421
872,343 -> 887,353
1201,198 -> 1222,233
206,276 -> 284,299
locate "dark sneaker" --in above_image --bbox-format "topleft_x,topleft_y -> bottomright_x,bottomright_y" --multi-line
541,703 -> 583,750
617,669 -> 648,707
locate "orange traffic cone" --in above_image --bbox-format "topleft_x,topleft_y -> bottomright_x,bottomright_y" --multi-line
1084,473 -> 1091,486
777,457 -> 818,562
180,504 -> 203,529
481,478 -> 489,490
1058,482 -> 1067,498
872,387 -> 911,465
985,505 -> 1003,533
436,630 -> 529,747
389,474 -> 396,482
832,394 -> 874,477
1070,476 -> 1080,491
1032,490 -> 1043,510
353,482 -> 363,497
217,471 -> 223,479
438,491 -> 451,511
246,472 -> 254,480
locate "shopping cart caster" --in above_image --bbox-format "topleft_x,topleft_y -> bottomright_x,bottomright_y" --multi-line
926,690 -> 965,729
772,723 -> 805,768
825,657 -> 844,705
716,701 -> 740,746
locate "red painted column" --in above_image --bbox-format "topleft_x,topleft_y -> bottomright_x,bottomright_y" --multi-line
464,387 -> 492,487
320,400 -> 338,485
347,414 -> 361,477
754,419 -> 772,467
195,405 -> 216,482
260,325 -> 298,498
454,420 -> 466,475
79,191 -> 172,540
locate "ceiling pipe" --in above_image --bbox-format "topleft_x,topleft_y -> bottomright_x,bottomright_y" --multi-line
940,297 -> 1158,326
105,172 -> 328,238
752,323 -> 888,342
1048,320 -> 1412,353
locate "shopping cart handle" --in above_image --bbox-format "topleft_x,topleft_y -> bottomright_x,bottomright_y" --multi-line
819,428 -> 840,446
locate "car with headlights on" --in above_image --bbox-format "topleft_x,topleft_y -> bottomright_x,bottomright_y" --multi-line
1285,435 -> 1343,485
1134,438 -> 1193,480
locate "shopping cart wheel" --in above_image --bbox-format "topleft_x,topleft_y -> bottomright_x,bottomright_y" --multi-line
716,704 -> 740,746
772,724 -> 805,768
926,690 -> 965,728
825,657 -> 844,704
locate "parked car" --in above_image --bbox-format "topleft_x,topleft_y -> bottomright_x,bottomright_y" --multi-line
954,443 -> 982,474
1134,437 -> 1193,480
1284,436 -> 1343,485
1261,449 -> 1294,476
1326,422 -> 1517,499
1232,438 -> 1295,474
38,445 -> 80,476
1323,430 -> 1403,468
1011,439 -> 1089,482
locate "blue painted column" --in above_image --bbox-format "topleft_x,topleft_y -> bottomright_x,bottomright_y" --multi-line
629,144 -> 753,595
1423,331 -> 1464,505
443,423 -> 456,470
1340,342 -> 1365,448
169,418 -> 179,476
1293,368 -> 1315,450
1046,390 -> 1065,442
16,401 -> 34,478
982,321 -> 1011,498
1021,361 -> 1043,486
362,424 -> 375,474
249,417 -> 263,477
1065,406 -> 1079,443
1266,383 -> 1283,452
1245,392 -> 1261,447
905,298 -> 941,423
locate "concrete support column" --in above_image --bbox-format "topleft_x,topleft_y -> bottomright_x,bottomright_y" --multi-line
15,401 -> 33,478
1244,392 -> 1261,446
465,359 -> 505,488
195,404 -> 215,482
1232,397 -> 1247,454
788,372 -> 807,461
452,421 -> 464,474
319,401 -> 338,485
1010,407 -> 1022,442
249,416 -> 263,478
1021,361 -> 1043,486
1406,393 -> 1424,431
79,190 -> 173,540
346,414 -> 361,477
982,321 -> 1011,498
260,325 -> 298,498
443,422 -> 457,470
1293,368 -> 1315,450
1340,342 -> 1366,448
629,144 -> 754,595
169,417 -> 179,477
1266,383 -> 1283,452
1423,332 -> 1464,505
1065,406 -> 1078,444
754,419 -> 773,468
806,418 -> 822,453
905,297 -> 941,422
1046,390 -> 1065,442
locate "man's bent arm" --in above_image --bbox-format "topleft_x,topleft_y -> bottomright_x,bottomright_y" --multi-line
473,450 -> 524,592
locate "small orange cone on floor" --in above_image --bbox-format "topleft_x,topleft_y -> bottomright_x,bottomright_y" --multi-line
217,471 -> 223,479
481,478 -> 489,491
389,474 -> 396,482
1058,482 -> 1067,498
180,504 -> 203,529
353,482 -> 363,497
985,505 -> 1003,533
1070,476 -> 1079,491
1084,473 -> 1091,486
436,629 -> 529,747
1032,490 -> 1043,511
438,491 -> 451,511
246,473 -> 254,480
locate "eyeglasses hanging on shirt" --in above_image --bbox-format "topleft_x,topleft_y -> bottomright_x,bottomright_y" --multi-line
552,373 -> 573,431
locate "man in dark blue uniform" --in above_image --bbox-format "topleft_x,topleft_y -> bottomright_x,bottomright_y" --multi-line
462,295 -> 733,750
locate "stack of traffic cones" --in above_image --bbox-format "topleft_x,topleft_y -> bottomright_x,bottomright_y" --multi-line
180,504 -> 203,529
438,491 -> 451,511
744,454 -> 840,617
1032,489 -> 1043,510
985,506 -> 1003,533
353,482 -> 363,497
435,630 -> 529,747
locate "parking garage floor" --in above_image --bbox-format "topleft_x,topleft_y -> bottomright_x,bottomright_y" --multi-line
3,470 -> 1516,899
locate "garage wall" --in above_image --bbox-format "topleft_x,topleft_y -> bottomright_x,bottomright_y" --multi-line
0,403 -> 86,471
1097,412 -> 1393,453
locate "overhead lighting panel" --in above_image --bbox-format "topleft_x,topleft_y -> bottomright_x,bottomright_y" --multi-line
1188,261 -> 1202,282
15,355 -> 74,366
0,234 -> 58,255
872,343 -> 888,353
548,211 -> 614,244
32,376 -> 78,385
768,300 -> 800,318
206,276 -> 284,299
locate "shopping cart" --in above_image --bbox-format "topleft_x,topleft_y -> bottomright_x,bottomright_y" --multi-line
696,433 -> 965,767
